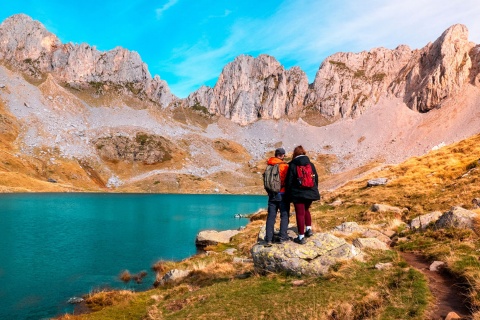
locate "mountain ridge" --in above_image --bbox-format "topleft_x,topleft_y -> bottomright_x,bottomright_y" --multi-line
1,14 -> 477,125
1,14 -> 480,193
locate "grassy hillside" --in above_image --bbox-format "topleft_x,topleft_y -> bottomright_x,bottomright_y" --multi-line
57,134 -> 480,319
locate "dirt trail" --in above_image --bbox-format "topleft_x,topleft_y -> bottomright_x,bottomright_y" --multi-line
401,252 -> 471,320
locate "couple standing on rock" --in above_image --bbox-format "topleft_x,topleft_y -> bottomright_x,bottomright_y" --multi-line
264,145 -> 321,246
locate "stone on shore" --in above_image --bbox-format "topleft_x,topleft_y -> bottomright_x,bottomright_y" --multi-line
155,269 -> 190,287
195,229 -> 240,248
251,232 -> 361,276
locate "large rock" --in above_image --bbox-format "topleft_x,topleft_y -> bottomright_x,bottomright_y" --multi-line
435,206 -> 478,229
251,233 -> 361,276
195,229 -> 240,248
154,269 -> 190,287
371,203 -> 406,214
352,238 -> 389,251
361,229 -> 392,244
93,132 -> 178,164
331,222 -> 365,235
367,178 -> 388,187
410,211 -> 443,230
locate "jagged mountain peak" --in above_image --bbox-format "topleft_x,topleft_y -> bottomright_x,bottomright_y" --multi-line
0,14 -> 176,108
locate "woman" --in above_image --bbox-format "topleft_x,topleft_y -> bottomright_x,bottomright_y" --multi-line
285,145 -> 321,244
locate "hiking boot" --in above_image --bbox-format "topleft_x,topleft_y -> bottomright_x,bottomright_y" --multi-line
277,237 -> 291,244
293,237 -> 306,245
264,241 -> 273,247
305,229 -> 314,238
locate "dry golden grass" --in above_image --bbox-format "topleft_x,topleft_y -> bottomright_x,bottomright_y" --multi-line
322,133 -> 480,221
84,290 -> 135,312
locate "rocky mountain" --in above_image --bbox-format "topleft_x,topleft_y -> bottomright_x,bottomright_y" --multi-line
0,14 -> 175,107
1,13 -> 480,194
187,24 -> 477,124
185,55 -> 309,125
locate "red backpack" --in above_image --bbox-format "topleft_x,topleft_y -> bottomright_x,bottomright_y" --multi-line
296,163 -> 315,188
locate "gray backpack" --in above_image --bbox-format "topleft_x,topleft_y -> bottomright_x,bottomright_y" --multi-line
263,164 -> 281,193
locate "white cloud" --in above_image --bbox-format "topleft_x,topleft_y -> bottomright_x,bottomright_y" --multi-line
156,0 -> 178,19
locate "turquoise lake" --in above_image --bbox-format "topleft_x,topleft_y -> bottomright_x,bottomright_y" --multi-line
0,193 -> 266,319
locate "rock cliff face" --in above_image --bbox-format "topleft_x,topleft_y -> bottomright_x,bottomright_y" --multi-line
305,45 -> 414,118
0,14 -> 478,125
185,55 -> 309,125
0,14 -> 175,107
188,24 -> 479,124
93,132 -> 177,165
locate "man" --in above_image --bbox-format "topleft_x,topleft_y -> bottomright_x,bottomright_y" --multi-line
264,147 -> 290,246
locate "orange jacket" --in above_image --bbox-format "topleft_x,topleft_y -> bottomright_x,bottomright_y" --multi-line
267,157 -> 289,193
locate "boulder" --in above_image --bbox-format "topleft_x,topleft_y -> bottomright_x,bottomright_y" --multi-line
155,269 -> 190,287
353,238 -> 389,251
195,229 -> 240,248
410,211 -> 443,230
435,206 -> 478,229
367,178 -> 388,187
371,203 -> 406,214
445,311 -> 461,320
329,200 -> 343,207
375,262 -> 393,270
362,229 -> 392,244
251,232 -> 361,276
332,222 -> 365,235
429,261 -> 445,272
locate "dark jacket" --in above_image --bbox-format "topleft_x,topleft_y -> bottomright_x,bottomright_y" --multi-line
285,155 -> 321,202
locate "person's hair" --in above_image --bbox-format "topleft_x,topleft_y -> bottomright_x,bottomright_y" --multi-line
292,145 -> 306,159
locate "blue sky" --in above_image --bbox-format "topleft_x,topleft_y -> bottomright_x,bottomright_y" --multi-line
2,1 -> 480,98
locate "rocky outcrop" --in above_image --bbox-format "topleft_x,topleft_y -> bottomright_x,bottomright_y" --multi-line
435,206 -> 477,229
410,211 -> 443,230
154,269 -> 190,287
185,54 -> 308,125
252,232 -> 361,276
189,25 -> 478,124
252,221 -> 400,276
93,132 -> 177,164
408,207 -> 477,230
195,229 -> 240,248
367,178 -> 388,187
0,14 -> 176,107
371,203 -> 407,214
1,14 -> 478,125
389,24 -> 474,113
305,45 -> 413,118
306,24 -> 475,119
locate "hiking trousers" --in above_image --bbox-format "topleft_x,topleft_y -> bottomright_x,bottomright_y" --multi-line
293,200 -> 312,236
265,193 -> 289,242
